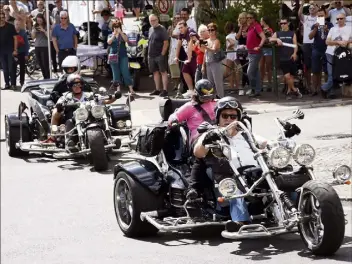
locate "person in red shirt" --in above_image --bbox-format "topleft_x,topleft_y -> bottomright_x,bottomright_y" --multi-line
245,11 -> 266,97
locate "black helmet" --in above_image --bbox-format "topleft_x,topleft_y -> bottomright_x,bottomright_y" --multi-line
66,73 -> 84,93
215,96 -> 243,123
194,79 -> 216,102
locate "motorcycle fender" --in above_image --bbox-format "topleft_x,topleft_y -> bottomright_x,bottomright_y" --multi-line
129,62 -> 141,69
6,113 -> 30,128
114,159 -> 164,195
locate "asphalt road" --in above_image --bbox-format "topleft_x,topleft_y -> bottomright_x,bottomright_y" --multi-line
1,101 -> 352,263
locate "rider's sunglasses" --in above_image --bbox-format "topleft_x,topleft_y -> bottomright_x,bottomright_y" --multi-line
221,113 -> 238,120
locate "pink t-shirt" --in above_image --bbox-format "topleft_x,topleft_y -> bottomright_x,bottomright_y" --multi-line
246,22 -> 263,54
168,101 -> 216,143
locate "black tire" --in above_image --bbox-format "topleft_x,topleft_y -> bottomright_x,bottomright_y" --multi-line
86,128 -> 108,171
5,116 -> 30,157
132,69 -> 141,91
113,172 -> 161,237
298,180 -> 345,256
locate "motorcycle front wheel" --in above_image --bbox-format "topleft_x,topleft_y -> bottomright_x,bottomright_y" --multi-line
298,180 -> 345,256
87,128 -> 108,171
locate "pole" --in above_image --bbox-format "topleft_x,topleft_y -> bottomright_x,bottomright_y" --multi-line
87,0 -> 91,46
45,0 -> 52,79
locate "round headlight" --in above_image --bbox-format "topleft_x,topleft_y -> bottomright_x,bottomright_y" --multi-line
333,165 -> 352,182
91,105 -> 105,119
116,120 -> 126,128
125,120 -> 132,127
74,108 -> 89,121
218,178 -> 237,197
268,146 -> 291,168
293,144 -> 315,166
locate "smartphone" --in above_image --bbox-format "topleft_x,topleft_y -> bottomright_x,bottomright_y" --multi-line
317,17 -> 325,26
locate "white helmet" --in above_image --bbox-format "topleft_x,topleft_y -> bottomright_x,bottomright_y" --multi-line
61,55 -> 81,74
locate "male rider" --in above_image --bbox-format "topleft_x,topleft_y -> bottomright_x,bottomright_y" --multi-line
48,73 -> 117,150
188,96 -> 267,232
168,79 -> 216,144
50,55 -> 92,103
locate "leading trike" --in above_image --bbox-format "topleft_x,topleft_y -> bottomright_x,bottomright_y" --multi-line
113,109 -> 351,256
5,86 -> 134,171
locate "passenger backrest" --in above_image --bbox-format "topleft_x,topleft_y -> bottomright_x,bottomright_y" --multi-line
159,98 -> 191,121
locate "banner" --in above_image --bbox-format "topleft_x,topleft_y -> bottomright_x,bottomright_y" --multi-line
67,0 -> 94,27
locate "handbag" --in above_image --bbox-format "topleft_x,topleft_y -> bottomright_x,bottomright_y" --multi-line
108,34 -> 121,64
213,49 -> 226,62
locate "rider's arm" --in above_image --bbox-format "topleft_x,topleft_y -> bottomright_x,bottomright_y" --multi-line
193,133 -> 209,158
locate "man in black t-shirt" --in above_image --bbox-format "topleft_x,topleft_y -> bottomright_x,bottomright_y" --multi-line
0,12 -> 18,89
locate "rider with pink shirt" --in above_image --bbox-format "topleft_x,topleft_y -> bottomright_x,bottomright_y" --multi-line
168,79 -> 216,143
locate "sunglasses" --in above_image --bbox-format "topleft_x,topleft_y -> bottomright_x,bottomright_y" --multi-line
221,113 -> 238,120
336,17 -> 344,20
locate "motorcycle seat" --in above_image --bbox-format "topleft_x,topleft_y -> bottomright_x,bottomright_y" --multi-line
159,97 -> 191,121
31,90 -> 51,106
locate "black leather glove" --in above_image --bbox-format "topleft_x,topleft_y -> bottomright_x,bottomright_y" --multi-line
56,103 -> 64,113
202,131 -> 221,146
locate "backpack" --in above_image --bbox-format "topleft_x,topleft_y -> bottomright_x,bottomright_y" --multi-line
333,47 -> 352,82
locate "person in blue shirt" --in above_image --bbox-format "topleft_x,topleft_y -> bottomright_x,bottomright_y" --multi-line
107,21 -> 136,95
309,8 -> 333,96
12,19 -> 29,88
52,10 -> 78,71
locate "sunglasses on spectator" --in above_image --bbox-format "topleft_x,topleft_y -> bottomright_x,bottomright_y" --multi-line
221,113 -> 238,120
336,17 -> 345,20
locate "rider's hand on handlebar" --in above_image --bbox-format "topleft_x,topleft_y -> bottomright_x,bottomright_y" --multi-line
202,131 -> 221,146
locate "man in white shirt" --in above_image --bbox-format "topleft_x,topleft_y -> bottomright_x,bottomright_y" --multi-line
327,0 -> 351,25
298,1 -> 318,92
322,13 -> 352,98
180,7 -> 197,31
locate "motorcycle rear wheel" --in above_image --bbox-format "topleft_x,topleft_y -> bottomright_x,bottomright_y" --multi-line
298,180 -> 345,256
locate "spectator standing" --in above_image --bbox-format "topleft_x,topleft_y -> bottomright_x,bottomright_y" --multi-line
52,11 -> 78,70
107,21 -> 135,95
180,7 -> 197,31
202,23 -> 224,98
309,8 -> 333,96
298,1 -> 318,94
224,21 -> 240,92
327,0 -> 351,25
236,12 -> 249,95
175,21 -> 198,98
148,14 -> 169,97
12,19 -> 29,87
0,11 -> 18,90
270,18 -> 302,100
31,13 -> 50,79
259,17 -> 274,92
323,13 -> 352,98
245,11 -> 266,97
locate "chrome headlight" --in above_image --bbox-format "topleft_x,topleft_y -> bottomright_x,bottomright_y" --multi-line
333,165 -> 352,182
218,178 -> 237,197
91,105 -> 105,119
293,144 -> 315,166
74,108 -> 89,121
268,146 -> 291,168
116,120 -> 126,128
125,120 -> 132,127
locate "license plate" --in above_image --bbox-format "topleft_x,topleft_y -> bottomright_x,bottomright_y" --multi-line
129,62 -> 141,69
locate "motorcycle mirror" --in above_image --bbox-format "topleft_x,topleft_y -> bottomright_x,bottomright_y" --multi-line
293,109 -> 305,120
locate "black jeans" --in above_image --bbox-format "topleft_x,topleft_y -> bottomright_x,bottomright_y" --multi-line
58,48 -> 76,71
50,41 -> 58,72
12,52 -> 26,86
35,47 -> 50,79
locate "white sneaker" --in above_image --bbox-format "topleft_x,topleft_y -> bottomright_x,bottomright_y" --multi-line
182,90 -> 193,98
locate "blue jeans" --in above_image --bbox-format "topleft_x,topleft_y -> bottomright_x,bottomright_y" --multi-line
0,53 -> 15,86
110,56 -> 132,86
321,53 -> 333,93
247,53 -> 262,93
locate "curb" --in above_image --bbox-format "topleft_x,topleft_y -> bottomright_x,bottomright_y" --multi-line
245,99 -> 352,115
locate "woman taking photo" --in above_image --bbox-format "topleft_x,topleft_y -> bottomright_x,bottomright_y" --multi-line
202,23 -> 224,98
107,21 -> 136,95
31,13 -> 50,79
